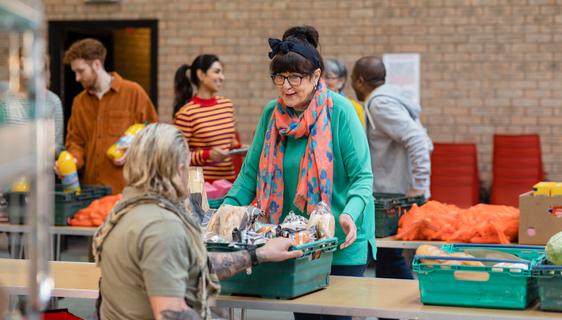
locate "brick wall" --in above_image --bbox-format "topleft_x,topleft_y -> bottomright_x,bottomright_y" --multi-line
0,33 -> 9,85
113,27 -> 151,94
42,0 -> 562,185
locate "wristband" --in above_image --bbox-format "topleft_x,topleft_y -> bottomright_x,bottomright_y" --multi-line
247,246 -> 259,266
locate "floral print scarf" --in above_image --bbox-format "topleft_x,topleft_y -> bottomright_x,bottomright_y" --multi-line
256,79 -> 334,223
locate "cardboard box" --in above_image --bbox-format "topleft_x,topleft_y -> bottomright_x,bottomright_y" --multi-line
519,191 -> 562,245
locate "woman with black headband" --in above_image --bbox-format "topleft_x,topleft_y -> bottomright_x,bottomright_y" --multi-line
223,26 -> 375,320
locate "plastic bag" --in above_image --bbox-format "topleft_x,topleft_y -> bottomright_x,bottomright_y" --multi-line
307,201 -> 335,239
280,211 -> 308,230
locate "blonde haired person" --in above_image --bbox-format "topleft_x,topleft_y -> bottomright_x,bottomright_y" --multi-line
93,123 -> 301,320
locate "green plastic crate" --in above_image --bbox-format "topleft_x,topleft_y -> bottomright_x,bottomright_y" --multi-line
54,185 -> 111,225
208,197 -> 224,209
374,193 -> 425,238
413,244 -> 545,309
533,258 -> 562,311
6,185 -> 111,225
207,237 -> 338,299
6,192 -> 27,224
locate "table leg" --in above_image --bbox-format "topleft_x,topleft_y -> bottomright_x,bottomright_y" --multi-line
17,233 -> 24,259
240,308 -> 246,320
56,234 -> 61,261
8,233 -> 17,259
228,308 -> 234,320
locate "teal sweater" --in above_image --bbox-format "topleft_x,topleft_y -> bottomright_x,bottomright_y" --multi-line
224,92 -> 376,265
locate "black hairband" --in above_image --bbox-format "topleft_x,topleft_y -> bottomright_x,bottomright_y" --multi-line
268,38 -> 320,69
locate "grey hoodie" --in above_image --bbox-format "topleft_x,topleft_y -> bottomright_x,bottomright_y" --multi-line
364,84 -> 433,199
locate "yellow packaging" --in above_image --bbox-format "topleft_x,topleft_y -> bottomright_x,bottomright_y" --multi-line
107,123 -> 146,161
11,176 -> 29,192
533,182 -> 556,196
57,151 -> 81,194
551,183 -> 562,196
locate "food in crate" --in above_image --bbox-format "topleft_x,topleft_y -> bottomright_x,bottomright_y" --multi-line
67,194 -> 122,227
416,244 -> 484,266
204,202 -> 335,246
416,244 -> 535,269
415,244 -> 544,309
546,231 -> 562,265
308,202 -> 336,239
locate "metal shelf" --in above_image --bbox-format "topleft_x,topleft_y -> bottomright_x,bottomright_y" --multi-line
1,1 -> 52,318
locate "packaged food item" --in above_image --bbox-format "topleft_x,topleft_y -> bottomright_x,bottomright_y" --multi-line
307,202 -> 335,239
279,228 -> 315,246
57,151 -> 80,194
106,123 -> 146,162
188,167 -> 209,212
280,211 -> 308,230
205,205 -> 266,242
416,245 -> 485,266
416,244 -> 449,264
449,252 -> 484,266
11,176 -> 29,192
254,222 -> 279,239
492,262 -> 529,270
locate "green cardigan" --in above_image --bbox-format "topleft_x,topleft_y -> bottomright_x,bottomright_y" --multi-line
223,92 -> 376,266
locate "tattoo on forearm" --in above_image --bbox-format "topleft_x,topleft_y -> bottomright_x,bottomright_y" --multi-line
208,251 -> 251,280
160,309 -> 202,320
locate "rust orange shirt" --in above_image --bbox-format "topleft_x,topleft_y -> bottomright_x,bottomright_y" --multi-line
65,73 -> 158,194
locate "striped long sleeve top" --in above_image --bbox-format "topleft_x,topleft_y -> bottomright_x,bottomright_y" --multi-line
174,96 -> 238,182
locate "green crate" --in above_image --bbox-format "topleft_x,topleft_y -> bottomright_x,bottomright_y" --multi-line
54,185 -> 111,225
208,197 -> 224,209
6,192 -> 27,224
533,258 -> 562,311
207,237 -> 338,299
374,193 -> 425,238
6,185 -> 111,225
413,244 -> 545,309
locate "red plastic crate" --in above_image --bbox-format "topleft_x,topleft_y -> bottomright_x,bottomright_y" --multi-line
430,143 -> 480,207
43,309 -> 82,320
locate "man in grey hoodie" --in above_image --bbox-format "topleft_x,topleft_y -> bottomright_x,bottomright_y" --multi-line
351,56 -> 433,280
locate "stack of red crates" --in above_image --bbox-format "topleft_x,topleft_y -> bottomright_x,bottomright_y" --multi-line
430,143 -> 480,208
490,134 -> 544,207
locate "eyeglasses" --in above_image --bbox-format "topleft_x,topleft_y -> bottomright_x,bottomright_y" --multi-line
271,73 -> 310,87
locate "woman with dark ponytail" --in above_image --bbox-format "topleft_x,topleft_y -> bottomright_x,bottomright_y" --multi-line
172,64 -> 193,116
173,54 -> 241,182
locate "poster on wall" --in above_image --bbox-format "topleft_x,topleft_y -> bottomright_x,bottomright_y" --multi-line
382,53 -> 420,105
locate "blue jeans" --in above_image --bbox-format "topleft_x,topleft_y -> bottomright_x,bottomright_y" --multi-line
374,248 -> 413,279
293,263 -> 367,320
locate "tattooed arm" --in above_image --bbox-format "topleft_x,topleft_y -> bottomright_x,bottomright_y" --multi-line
149,296 -> 201,320
208,237 -> 304,280
160,309 -> 202,320
208,250 -> 253,280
